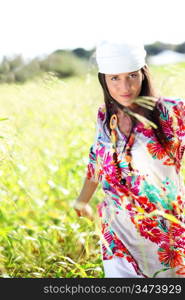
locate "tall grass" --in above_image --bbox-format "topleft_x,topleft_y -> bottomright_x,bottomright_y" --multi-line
0,63 -> 184,277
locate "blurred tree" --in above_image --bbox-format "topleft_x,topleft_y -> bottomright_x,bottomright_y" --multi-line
176,42 -> 185,53
145,41 -> 176,55
40,51 -> 87,77
8,55 -> 24,71
0,57 -> 10,74
14,59 -> 41,83
72,47 -> 94,59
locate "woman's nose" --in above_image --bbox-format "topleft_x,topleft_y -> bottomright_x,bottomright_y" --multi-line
120,80 -> 131,92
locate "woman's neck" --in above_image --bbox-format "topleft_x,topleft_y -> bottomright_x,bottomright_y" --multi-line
117,104 -> 145,117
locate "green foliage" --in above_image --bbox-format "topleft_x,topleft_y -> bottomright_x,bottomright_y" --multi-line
145,41 -> 184,56
40,51 -> 88,78
0,50 -> 91,84
0,72 -> 104,278
72,47 -> 94,59
14,59 -> 41,83
176,42 -> 185,54
0,64 -> 184,277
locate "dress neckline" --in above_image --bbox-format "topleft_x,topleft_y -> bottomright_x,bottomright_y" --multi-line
116,120 -> 141,141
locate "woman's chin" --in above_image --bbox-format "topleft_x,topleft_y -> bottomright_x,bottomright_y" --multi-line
119,100 -> 134,107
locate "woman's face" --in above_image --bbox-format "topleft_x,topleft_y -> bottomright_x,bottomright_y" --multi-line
105,69 -> 144,108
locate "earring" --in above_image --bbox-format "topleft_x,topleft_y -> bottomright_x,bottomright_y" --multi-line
110,114 -> 117,129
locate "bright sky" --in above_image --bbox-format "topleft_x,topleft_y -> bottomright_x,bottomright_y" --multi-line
0,0 -> 185,59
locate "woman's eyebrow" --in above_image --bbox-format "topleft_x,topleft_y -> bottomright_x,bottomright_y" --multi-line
128,71 -> 138,74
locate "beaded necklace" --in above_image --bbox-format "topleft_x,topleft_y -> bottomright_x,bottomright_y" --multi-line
110,113 -> 136,186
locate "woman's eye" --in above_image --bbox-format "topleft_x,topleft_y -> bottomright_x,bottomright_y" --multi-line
111,76 -> 118,81
130,74 -> 137,78
111,74 -> 137,80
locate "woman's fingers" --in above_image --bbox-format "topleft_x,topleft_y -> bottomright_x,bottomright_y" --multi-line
75,208 -> 82,217
73,203 -> 93,220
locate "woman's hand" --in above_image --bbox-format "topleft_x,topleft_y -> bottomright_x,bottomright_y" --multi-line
73,201 -> 93,221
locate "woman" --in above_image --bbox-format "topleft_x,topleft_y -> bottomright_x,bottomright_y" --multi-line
74,40 -> 185,278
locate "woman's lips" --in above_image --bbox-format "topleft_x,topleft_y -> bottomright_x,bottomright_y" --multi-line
120,94 -> 132,98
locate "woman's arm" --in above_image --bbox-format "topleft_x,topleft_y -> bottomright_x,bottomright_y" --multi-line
73,105 -> 104,218
73,177 -> 98,219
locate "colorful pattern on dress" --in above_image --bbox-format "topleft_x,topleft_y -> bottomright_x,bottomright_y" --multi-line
86,97 -> 185,277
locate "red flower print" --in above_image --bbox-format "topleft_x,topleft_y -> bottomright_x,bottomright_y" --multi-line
98,106 -> 106,122
136,123 -> 154,138
97,145 -> 106,158
169,223 -> 185,236
168,223 -> 185,249
137,196 -> 148,204
147,140 -> 167,160
163,139 -> 180,163
174,237 -> 185,249
103,152 -> 113,173
102,222 -> 109,234
115,252 -> 124,258
163,157 -> 176,166
86,163 -> 95,180
177,145 -> 185,161
159,117 -> 174,138
114,234 -> 129,254
158,243 -> 183,267
138,218 -> 157,233
149,228 -> 169,244
173,101 -> 185,137
136,217 -> 170,244
129,176 -> 142,196
176,264 -> 185,276
136,196 -> 156,213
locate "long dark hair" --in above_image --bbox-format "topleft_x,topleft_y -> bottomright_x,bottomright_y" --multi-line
98,65 -> 169,149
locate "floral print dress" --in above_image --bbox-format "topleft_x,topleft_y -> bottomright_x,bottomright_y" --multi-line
86,97 -> 185,278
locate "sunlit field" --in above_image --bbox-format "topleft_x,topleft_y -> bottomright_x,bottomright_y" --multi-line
0,63 -> 184,278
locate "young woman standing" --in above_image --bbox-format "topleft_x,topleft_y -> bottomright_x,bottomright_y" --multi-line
74,40 -> 185,278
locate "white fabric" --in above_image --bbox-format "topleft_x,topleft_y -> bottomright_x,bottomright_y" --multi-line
103,257 -> 145,278
96,39 -> 146,74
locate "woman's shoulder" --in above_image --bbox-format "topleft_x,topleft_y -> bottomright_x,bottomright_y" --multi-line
158,96 -> 185,109
156,96 -> 185,117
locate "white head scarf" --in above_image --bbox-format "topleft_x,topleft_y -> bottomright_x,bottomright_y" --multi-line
96,39 -> 146,74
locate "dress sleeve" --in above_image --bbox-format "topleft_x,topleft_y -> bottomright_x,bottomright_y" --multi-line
158,97 -> 185,147
86,105 -> 106,183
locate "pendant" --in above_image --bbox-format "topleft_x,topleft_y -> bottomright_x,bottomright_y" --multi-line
120,178 -> 126,185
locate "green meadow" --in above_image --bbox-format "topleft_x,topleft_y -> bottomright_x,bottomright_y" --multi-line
0,63 -> 184,278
